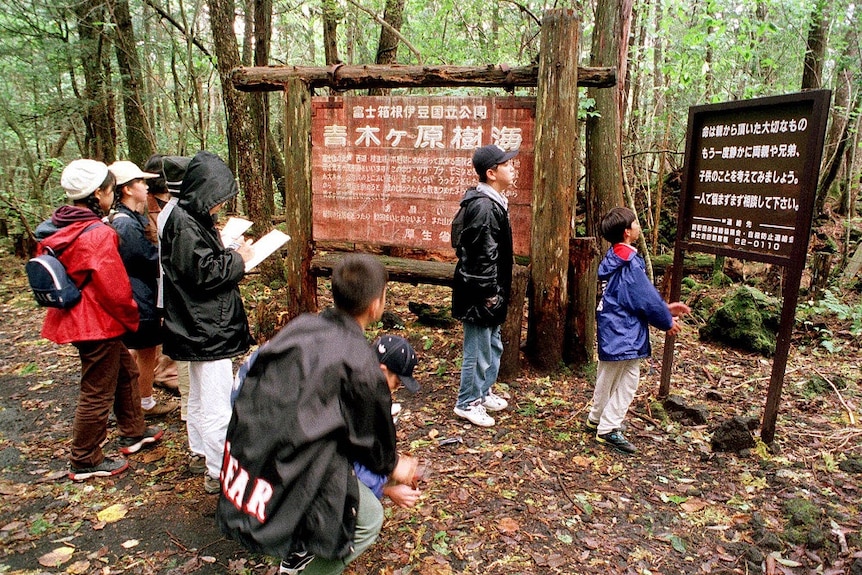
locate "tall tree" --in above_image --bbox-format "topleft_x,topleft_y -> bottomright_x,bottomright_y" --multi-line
108,0 -> 156,164
585,0 -> 632,239
368,0 -> 406,96
72,0 -> 117,162
206,0 -> 270,226
801,0 -> 829,91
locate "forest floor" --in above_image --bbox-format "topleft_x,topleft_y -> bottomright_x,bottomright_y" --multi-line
1,253 -> 861,575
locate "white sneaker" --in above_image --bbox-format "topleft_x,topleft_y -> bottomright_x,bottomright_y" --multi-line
482,391 -> 509,412
454,401 -> 495,427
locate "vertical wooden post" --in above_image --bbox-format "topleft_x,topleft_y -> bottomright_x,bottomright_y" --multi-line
499,264 -> 529,380
528,9 -> 580,371
284,79 -> 317,317
564,237 -> 598,365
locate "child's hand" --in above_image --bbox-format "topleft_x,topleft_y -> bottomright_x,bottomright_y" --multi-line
667,302 -> 691,317
667,318 -> 683,337
383,483 -> 422,508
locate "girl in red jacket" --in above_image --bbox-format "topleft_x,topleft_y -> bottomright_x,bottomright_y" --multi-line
36,159 -> 163,480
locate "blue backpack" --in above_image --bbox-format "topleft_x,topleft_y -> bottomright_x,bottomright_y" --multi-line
26,223 -> 99,309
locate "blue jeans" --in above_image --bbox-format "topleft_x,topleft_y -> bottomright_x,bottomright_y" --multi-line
456,321 -> 503,409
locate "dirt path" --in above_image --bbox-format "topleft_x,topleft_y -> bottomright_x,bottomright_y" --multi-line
1,260 -> 860,574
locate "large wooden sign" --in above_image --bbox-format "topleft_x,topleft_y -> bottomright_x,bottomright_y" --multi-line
664,90 -> 831,445
678,91 -> 831,266
311,96 -> 535,256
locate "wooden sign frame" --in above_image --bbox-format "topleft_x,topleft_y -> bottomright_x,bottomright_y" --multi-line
660,90 -> 832,445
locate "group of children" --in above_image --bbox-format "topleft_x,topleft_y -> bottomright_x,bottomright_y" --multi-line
35,145 -> 690,575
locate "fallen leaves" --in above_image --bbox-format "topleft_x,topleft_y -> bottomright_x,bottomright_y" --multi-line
37,546 -> 74,567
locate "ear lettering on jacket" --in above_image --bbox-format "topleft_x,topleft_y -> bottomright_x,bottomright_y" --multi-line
221,441 -> 273,523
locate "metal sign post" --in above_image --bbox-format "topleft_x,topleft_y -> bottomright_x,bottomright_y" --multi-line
660,90 -> 831,445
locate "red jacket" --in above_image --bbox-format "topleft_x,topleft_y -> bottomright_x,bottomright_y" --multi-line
39,213 -> 139,344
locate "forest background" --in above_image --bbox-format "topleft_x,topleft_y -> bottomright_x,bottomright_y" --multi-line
0,0 -> 859,266
1,2 -> 862,575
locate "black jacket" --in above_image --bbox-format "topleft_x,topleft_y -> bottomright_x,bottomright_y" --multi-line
111,204 -> 160,323
160,151 -> 252,361
217,308 -> 398,560
451,187 -> 514,327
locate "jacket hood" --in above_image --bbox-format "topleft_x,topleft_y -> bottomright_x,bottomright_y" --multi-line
178,151 -> 238,219
459,187 -> 485,206
598,245 -> 635,280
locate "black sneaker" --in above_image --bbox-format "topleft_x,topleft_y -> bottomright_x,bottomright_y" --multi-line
69,457 -> 129,481
118,426 -> 164,455
584,418 -> 599,432
279,550 -> 315,574
596,429 -> 637,454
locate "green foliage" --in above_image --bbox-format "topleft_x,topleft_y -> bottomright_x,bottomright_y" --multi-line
797,289 -> 862,352
699,286 -> 780,356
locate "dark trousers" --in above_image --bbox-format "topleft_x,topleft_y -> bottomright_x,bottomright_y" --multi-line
71,338 -> 145,468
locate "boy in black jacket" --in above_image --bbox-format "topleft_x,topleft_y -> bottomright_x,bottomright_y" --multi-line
218,255 -> 419,575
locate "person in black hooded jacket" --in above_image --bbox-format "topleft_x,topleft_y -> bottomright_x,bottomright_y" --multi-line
160,150 -> 254,493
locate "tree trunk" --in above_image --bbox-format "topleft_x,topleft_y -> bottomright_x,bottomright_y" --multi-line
74,0 -> 117,163
109,0 -> 155,165
816,17 -> 858,216
527,9 -> 579,372
206,0 -> 270,227
801,0 -> 828,90
369,0 -> 406,96
585,0 -> 630,242
323,0 -> 341,66
251,0 -> 276,217
565,238 -> 598,365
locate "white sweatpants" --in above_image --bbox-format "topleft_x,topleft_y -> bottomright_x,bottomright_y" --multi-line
187,359 -> 234,478
588,358 -> 641,435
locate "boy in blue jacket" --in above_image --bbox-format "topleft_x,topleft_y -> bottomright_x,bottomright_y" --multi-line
588,207 -> 691,454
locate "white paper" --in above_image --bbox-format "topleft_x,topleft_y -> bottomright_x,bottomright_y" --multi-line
244,230 -> 291,272
220,217 -> 253,246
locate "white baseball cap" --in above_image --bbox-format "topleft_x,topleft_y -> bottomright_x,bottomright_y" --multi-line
61,159 -> 110,200
108,160 -> 159,186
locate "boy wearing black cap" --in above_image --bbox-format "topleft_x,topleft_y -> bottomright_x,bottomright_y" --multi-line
451,144 -> 518,427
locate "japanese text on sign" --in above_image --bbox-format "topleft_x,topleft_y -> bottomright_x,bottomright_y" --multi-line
311,96 -> 535,255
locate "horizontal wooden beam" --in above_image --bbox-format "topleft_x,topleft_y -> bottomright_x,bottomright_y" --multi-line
231,64 -> 616,92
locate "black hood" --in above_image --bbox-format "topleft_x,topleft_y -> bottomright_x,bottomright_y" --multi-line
178,151 -> 238,219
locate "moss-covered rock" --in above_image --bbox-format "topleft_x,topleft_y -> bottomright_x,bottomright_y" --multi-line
699,286 -> 780,356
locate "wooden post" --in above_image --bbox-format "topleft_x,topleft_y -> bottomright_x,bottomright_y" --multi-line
499,264 -> 529,380
283,78 -> 317,316
527,9 -> 580,371
564,237 -> 598,365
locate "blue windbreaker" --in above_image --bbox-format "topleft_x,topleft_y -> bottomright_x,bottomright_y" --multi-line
596,245 -> 673,361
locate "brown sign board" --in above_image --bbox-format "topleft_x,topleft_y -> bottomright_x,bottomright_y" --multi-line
678,91 -> 831,266
310,96 -> 535,256
664,90 -> 831,445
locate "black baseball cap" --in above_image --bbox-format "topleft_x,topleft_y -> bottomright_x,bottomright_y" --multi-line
472,144 -> 519,176
374,335 -> 419,392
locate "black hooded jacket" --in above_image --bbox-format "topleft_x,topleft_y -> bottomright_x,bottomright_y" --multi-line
217,308 -> 398,560
451,187 -> 514,327
160,151 -> 252,361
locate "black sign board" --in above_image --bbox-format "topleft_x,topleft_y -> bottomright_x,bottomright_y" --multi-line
663,90 -> 831,445
678,91 -> 831,266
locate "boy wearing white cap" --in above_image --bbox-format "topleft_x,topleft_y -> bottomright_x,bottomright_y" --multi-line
36,159 -> 163,480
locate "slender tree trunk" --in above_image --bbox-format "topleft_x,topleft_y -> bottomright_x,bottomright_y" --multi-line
586,0 -> 631,240
206,0 -> 270,228
74,0 -> 117,162
368,0 -> 405,96
109,0 -> 156,164
801,0 -> 829,91
251,0 -> 276,216
323,0 -> 341,65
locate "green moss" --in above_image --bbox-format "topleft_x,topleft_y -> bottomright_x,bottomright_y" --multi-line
699,287 -> 780,356
783,497 -> 820,526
